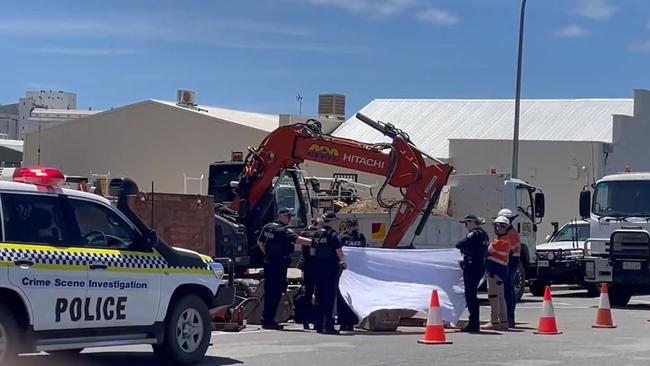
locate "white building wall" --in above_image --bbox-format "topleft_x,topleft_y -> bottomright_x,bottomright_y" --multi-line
606,90 -> 650,175
24,101 -> 269,194
449,139 -> 606,238
18,91 -> 77,139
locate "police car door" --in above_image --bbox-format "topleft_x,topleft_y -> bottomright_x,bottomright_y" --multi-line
2,192 -> 88,331
65,197 -> 162,328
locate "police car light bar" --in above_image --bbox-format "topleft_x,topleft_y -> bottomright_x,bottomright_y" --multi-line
12,167 -> 66,187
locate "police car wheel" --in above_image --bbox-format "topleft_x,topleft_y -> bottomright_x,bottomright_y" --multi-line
0,304 -> 21,365
155,295 -> 211,365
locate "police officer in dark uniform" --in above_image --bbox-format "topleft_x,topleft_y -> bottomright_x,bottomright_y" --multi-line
455,214 -> 489,333
297,218 -> 321,330
257,208 -> 312,330
336,218 -> 366,331
311,212 -> 347,334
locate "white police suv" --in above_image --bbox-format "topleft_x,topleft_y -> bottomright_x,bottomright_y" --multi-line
0,167 -> 235,365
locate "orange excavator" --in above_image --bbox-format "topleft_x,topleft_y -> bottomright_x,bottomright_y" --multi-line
213,112 -> 452,270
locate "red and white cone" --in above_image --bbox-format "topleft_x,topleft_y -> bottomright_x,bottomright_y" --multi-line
418,290 -> 452,345
593,283 -> 616,328
534,286 -> 562,335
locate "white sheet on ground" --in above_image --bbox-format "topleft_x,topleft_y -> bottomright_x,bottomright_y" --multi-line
339,247 -> 466,324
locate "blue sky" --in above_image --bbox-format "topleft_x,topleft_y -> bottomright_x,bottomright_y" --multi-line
1,0 -> 649,116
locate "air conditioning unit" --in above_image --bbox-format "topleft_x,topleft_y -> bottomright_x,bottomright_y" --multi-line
176,90 -> 196,107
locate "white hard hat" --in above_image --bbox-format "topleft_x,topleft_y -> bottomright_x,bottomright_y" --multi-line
493,216 -> 510,226
497,208 -> 515,218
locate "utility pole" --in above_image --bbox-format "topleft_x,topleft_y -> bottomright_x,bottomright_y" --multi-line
512,0 -> 527,179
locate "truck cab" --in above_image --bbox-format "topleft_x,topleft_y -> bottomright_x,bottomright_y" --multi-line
581,172 -> 650,306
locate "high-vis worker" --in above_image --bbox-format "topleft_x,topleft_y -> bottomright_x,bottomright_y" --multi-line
497,208 -> 521,328
483,215 -> 512,331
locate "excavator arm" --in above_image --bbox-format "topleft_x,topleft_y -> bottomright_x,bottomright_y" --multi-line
230,113 -> 453,247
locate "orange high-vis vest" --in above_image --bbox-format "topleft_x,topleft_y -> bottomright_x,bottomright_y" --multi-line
506,228 -> 521,257
487,238 -> 511,266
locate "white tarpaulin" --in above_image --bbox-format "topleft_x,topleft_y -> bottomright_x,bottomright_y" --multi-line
339,247 -> 466,324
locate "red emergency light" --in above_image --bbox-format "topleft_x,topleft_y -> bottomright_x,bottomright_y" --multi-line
13,167 -> 65,187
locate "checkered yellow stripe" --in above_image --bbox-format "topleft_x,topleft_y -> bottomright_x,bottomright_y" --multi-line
0,243 -> 213,275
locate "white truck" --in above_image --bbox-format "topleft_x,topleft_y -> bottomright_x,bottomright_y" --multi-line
339,174 -> 546,301
581,172 -> 650,306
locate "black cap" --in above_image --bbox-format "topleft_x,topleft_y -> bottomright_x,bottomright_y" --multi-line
459,214 -> 481,224
278,207 -> 295,216
347,218 -> 358,226
322,211 -> 337,222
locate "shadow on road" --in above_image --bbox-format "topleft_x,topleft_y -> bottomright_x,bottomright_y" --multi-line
614,303 -> 650,311
17,353 -> 243,366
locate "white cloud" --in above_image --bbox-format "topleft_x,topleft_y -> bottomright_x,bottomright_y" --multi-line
301,0 -> 419,18
416,8 -> 459,26
555,25 -> 588,38
571,0 -> 616,20
630,40 -> 650,54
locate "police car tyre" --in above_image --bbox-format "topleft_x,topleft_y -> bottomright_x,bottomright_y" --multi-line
0,304 -> 20,366
154,295 -> 211,365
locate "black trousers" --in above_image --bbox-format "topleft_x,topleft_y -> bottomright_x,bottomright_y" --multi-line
314,261 -> 339,332
463,264 -> 485,329
298,260 -> 316,326
263,263 -> 288,325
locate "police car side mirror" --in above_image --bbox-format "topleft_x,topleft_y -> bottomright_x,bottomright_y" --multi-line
238,199 -> 249,219
145,230 -> 158,247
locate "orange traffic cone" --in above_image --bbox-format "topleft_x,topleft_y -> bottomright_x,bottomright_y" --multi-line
418,290 -> 452,345
593,283 -> 616,328
534,286 -> 562,335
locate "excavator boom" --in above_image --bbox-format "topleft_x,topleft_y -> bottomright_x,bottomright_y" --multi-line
230,113 -> 453,247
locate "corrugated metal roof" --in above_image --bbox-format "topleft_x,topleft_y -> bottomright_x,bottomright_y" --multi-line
154,100 -> 280,132
333,99 -> 634,159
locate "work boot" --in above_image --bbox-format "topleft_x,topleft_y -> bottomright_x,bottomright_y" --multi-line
262,323 -> 284,330
480,323 -> 500,331
322,328 -> 340,335
459,325 -> 480,333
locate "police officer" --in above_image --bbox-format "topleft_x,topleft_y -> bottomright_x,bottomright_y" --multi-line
337,218 -> 366,331
257,208 -> 312,330
456,214 -> 489,333
298,217 -> 321,330
339,218 -> 367,248
312,212 -> 347,334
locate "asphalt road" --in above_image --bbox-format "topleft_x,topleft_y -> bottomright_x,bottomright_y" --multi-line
15,288 -> 650,366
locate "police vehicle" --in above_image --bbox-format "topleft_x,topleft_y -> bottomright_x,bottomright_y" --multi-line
0,167 -> 235,365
